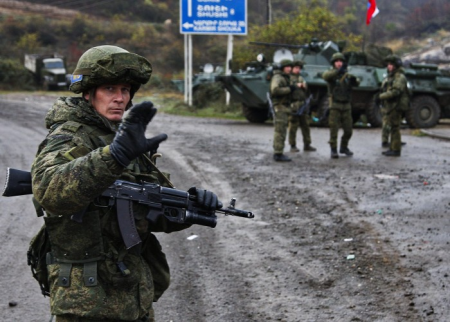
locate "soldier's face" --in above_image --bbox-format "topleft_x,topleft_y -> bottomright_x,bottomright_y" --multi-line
85,84 -> 131,122
283,66 -> 292,74
334,60 -> 343,69
387,63 -> 395,73
292,66 -> 301,74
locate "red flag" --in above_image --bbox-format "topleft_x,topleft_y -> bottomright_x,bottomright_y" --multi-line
366,0 -> 379,25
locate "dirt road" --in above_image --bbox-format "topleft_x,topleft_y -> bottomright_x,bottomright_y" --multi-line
1,93 -> 449,322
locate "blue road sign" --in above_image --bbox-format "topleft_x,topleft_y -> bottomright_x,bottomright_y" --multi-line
180,0 -> 247,35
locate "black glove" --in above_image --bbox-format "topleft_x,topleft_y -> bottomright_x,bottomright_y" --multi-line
110,101 -> 168,167
289,85 -> 297,92
188,187 -> 223,211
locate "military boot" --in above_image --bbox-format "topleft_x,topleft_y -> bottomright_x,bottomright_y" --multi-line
339,147 -> 354,156
331,148 -> 339,159
304,144 -> 317,152
274,154 -> 292,162
290,146 -> 300,152
382,150 -> 401,157
381,142 -> 389,148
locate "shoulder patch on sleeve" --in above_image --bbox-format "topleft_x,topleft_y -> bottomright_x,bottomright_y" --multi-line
63,145 -> 92,161
60,121 -> 83,133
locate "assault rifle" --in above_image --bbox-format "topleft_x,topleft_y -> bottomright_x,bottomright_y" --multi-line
293,94 -> 313,116
266,92 -> 275,120
3,168 -> 254,249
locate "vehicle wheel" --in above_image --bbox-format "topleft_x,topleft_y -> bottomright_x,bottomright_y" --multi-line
315,95 -> 330,127
242,104 -> 269,123
405,95 -> 440,128
365,94 -> 382,127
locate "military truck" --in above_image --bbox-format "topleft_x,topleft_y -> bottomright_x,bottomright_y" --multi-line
217,40 -> 450,128
24,54 -> 68,90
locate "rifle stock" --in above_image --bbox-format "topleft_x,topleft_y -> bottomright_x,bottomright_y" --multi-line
2,168 -> 32,197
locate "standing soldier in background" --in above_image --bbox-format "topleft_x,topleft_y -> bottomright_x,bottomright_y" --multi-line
270,59 -> 295,162
379,54 -> 409,157
288,60 -> 316,153
322,53 -> 359,159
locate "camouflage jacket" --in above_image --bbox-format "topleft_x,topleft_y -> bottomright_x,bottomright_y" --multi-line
290,73 -> 308,108
322,68 -> 359,110
379,67 -> 409,113
31,97 -> 172,320
270,70 -> 292,108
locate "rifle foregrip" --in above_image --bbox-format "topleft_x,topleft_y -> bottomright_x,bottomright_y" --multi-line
2,168 -> 33,197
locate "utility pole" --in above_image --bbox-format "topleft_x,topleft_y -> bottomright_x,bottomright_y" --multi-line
267,0 -> 272,25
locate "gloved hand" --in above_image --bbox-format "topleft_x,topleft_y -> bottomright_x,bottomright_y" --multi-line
289,85 -> 297,92
110,101 -> 168,167
338,62 -> 348,75
188,187 -> 223,211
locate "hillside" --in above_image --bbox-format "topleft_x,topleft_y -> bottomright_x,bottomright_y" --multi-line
0,0 -> 449,90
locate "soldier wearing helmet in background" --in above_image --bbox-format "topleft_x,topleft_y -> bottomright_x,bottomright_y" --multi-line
322,52 -> 359,159
270,59 -> 295,162
288,60 -> 316,153
31,45 -> 221,321
378,54 -> 409,157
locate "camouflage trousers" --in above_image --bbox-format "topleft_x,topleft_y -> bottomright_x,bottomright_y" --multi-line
381,108 -> 391,144
328,108 -> 353,149
385,108 -> 402,152
273,106 -> 289,154
288,113 -> 312,148
55,313 -> 153,322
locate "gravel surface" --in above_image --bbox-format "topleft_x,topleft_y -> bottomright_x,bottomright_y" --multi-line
1,93 -> 449,322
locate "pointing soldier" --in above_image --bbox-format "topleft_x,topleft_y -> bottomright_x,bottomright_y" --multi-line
322,53 -> 359,159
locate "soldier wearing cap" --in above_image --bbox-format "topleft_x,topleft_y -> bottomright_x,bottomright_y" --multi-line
379,54 -> 409,157
322,53 -> 359,159
31,45 -> 221,321
288,60 -> 316,153
270,59 -> 295,162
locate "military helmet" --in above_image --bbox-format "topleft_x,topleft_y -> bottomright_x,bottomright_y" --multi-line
69,45 -> 152,98
330,52 -> 346,64
279,59 -> 293,68
384,54 -> 403,68
292,60 -> 305,67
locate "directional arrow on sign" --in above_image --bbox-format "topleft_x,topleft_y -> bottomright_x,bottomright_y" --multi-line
183,22 -> 194,29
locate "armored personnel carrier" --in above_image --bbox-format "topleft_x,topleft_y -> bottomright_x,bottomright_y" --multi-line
217,40 -> 450,128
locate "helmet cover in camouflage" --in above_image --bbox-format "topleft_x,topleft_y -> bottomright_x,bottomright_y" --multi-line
384,54 -> 403,68
279,59 -> 293,68
292,60 -> 305,67
69,45 -> 152,97
330,52 -> 346,64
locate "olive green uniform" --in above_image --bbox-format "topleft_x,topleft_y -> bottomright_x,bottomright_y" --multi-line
31,98 -> 179,321
288,74 -> 311,148
270,70 -> 293,154
379,67 -> 409,152
322,68 -> 359,150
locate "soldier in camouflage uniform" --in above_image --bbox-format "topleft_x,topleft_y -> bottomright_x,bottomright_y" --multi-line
288,60 -> 316,153
31,46 -> 221,321
270,59 -> 295,162
322,53 -> 359,159
379,54 -> 409,157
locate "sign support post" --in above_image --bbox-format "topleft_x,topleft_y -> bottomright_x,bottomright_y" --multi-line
180,0 -> 247,106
